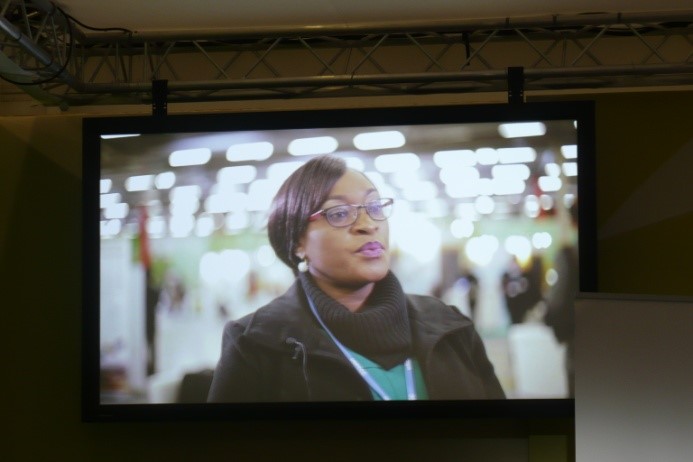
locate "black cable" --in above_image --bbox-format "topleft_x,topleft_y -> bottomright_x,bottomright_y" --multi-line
0,2 -> 132,86
60,8 -> 132,35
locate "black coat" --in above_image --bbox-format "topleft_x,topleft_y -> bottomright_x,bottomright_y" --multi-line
207,281 -> 505,402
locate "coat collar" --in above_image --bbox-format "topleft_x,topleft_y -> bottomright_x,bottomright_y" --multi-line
406,293 -> 475,353
240,280 -> 474,360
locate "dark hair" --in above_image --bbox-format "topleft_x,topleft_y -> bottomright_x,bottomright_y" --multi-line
267,155 -> 347,273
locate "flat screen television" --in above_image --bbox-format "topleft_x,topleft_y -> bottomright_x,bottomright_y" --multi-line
82,101 -> 597,421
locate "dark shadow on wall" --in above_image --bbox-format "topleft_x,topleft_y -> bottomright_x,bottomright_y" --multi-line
3,140 -> 83,460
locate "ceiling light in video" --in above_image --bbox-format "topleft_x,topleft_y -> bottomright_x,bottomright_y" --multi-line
492,164 -> 531,181
498,147 -> 536,164
353,130 -> 405,150
247,179 -> 281,211
402,181 -> 437,202
562,162 -> 578,177
226,141 -> 274,162
154,171 -> 176,189
465,234 -> 499,267
476,148 -> 499,166
434,149 -> 477,168
170,185 -> 202,203
169,214 -> 195,238
267,161 -> 305,183
498,122 -> 546,138
492,178 -> 526,196
169,148 -> 212,167
104,202 -> 129,220
561,144 -> 577,159
100,219 -> 122,238
125,174 -> 154,192
146,216 -> 166,238
217,165 -> 257,185
532,232 -> 553,250
474,195 -> 495,215
100,192 -> 121,208
343,157 -> 365,171
505,235 -> 532,264
288,136 -> 338,156
538,176 -> 562,192
195,214 -> 215,237
100,179 -> 112,194
544,163 -> 561,177
390,212 -> 441,264
374,153 -> 420,172
450,218 -> 474,239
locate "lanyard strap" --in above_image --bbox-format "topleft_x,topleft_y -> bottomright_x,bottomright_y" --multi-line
304,292 -> 416,401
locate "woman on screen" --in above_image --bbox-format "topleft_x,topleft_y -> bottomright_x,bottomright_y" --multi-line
207,155 -> 505,402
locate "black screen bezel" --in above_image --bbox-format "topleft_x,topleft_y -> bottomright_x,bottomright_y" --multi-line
82,101 -> 596,422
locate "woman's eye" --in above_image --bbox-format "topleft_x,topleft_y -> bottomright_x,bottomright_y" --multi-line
367,204 -> 382,213
327,208 -> 350,220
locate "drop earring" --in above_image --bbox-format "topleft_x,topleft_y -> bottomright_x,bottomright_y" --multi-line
297,258 -> 309,273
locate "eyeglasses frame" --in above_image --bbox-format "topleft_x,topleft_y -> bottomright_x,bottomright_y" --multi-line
308,198 -> 394,228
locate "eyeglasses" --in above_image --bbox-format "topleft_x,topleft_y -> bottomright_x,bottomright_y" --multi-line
309,198 -> 394,228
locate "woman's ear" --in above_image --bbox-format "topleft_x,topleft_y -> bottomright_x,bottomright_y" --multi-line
295,237 -> 306,260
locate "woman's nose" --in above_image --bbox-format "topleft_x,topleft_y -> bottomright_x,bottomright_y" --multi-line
352,207 -> 378,233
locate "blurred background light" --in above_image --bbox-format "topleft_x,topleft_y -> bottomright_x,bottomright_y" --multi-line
498,122 -> 546,138
169,148 -> 212,167
474,195 -> 495,214
125,174 -> 154,192
195,213 -> 215,237
353,130 -> 405,150
104,202 -> 129,220
562,162 -> 578,177
374,153 -> 420,172
532,231 -> 553,249
217,165 -> 257,184
498,147 -> 537,164
538,176 -> 562,192
100,192 -> 121,208
434,149 -> 477,168
267,161 -> 305,183
100,179 -> 112,194
169,214 -> 195,237
465,234 -> 499,266
226,141 -> 274,162
155,171 -> 176,189
391,212 -> 441,263
561,144 -> 577,159
288,136 -> 338,156
450,218 -> 474,239
476,148 -> 499,165
505,235 -> 532,264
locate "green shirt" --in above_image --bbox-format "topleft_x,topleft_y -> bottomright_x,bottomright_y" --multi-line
346,348 -> 429,400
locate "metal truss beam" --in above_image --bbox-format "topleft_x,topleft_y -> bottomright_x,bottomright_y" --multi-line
1,1 -> 692,108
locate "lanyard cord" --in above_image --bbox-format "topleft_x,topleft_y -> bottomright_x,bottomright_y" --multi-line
304,292 -> 417,401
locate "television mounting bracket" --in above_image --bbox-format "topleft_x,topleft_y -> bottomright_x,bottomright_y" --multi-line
507,67 -> 525,104
152,79 -> 168,116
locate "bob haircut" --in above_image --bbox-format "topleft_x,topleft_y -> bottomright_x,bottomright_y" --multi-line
268,155 -> 348,273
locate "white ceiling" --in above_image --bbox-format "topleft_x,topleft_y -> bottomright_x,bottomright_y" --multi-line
56,0 -> 693,35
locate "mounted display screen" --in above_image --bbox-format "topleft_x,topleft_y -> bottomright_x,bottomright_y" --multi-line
82,101 -> 596,421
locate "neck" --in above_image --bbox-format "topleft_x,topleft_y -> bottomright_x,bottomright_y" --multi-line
309,275 -> 374,312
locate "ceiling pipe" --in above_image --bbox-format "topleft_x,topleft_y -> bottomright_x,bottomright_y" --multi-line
77,10 -> 693,43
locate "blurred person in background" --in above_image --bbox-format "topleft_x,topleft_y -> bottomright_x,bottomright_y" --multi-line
208,155 -> 504,402
543,202 -> 579,397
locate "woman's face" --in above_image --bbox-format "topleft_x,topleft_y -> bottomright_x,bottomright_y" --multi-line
295,169 -> 390,290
